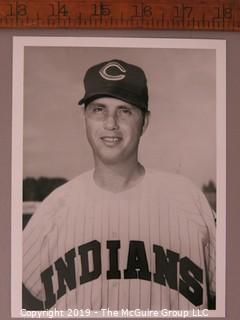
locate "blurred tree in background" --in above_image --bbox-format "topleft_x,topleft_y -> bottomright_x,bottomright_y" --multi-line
23,178 -> 38,201
202,180 -> 216,212
23,177 -> 68,201
202,180 -> 216,193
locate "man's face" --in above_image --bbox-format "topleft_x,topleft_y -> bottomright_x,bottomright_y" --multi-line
84,97 -> 149,165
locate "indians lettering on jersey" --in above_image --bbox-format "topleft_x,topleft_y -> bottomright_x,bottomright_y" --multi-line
41,240 -> 203,309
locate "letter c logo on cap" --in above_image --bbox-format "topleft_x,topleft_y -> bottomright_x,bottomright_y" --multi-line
99,62 -> 126,81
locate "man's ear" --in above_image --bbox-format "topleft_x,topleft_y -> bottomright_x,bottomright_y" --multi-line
142,111 -> 150,135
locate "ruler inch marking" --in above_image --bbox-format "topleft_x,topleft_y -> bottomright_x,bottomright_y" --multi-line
120,11 -> 124,26
161,12 -> 164,26
151,16 -> 154,27
0,0 -> 239,31
78,13 -> 82,26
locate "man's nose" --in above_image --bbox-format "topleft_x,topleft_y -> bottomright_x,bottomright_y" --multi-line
103,112 -> 119,130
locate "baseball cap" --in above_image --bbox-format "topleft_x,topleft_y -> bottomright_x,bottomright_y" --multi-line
78,59 -> 148,111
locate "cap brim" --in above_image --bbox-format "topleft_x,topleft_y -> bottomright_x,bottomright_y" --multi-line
78,90 -> 147,111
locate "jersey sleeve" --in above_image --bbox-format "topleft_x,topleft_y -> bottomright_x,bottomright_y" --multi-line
197,190 -> 216,304
23,196 -> 54,300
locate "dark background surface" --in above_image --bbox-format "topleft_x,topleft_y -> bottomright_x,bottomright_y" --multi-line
0,29 -> 239,320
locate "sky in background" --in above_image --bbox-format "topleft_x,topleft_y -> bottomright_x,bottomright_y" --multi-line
23,44 -> 216,188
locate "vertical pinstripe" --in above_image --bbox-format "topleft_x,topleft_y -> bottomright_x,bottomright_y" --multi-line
129,191 -> 140,310
159,201 -> 171,309
169,205 -> 180,310
149,184 -> 162,309
75,180 -> 87,308
82,178 -> 95,309
138,179 -> 151,309
178,214 -> 191,310
118,194 -> 130,309
100,189 -> 109,309
91,188 -> 103,310
108,196 -> 120,309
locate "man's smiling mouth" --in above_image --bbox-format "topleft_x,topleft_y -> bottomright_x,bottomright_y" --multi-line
101,136 -> 122,145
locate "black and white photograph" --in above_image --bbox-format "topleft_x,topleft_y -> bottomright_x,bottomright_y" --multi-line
11,37 -> 226,318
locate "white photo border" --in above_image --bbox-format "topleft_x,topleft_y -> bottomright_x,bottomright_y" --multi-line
12,36 -> 226,318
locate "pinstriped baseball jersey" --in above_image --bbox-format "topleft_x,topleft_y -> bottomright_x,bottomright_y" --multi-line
23,169 -> 216,310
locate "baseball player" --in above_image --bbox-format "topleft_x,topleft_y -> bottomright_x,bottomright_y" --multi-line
23,59 -> 216,311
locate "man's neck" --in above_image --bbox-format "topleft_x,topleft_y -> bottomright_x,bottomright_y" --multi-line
93,160 -> 145,193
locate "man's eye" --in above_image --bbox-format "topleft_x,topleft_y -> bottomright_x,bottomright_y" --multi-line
93,106 -> 104,112
119,108 -> 132,115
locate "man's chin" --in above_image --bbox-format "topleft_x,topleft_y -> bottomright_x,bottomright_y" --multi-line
99,156 -> 123,166
96,152 -> 126,166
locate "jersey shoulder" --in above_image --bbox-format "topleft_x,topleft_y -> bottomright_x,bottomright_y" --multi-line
145,168 -> 200,196
27,170 -> 93,224
145,168 -> 212,218
45,169 -> 93,201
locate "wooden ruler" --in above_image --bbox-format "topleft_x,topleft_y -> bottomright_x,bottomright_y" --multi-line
0,0 -> 240,31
